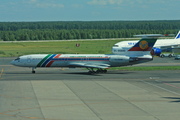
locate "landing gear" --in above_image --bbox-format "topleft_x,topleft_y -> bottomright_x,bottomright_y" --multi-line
87,68 -> 107,74
32,67 -> 36,74
95,69 -> 107,73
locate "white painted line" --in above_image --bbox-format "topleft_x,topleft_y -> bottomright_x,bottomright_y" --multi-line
142,80 -> 180,96
149,77 -> 160,79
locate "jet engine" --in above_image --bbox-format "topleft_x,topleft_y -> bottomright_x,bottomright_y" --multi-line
152,48 -> 161,56
109,56 -> 129,63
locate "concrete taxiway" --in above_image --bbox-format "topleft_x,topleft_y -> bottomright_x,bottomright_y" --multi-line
0,57 -> 180,120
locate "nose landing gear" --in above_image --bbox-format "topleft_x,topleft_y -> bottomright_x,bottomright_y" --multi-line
32,67 -> 36,74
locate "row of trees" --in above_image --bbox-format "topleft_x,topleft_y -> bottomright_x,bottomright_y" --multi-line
0,29 -> 177,41
0,20 -> 180,31
0,21 -> 179,41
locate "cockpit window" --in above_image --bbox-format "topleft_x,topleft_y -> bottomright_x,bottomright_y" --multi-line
113,45 -> 119,47
15,58 -> 20,61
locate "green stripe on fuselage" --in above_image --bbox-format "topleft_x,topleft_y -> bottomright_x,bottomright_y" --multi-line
36,54 -> 52,67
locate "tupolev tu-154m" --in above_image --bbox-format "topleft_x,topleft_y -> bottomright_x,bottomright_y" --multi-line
10,34 -> 164,74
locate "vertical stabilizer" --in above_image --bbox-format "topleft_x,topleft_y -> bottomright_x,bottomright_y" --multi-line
128,37 -> 157,51
175,30 -> 180,39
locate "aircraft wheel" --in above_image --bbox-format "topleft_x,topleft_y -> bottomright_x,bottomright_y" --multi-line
161,54 -> 164,58
88,71 -> 94,74
96,70 -> 100,74
104,70 -> 107,73
169,55 -> 172,58
32,67 -> 36,74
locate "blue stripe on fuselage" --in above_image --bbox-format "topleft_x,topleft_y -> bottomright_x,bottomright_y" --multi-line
52,57 -> 109,61
41,54 -> 57,67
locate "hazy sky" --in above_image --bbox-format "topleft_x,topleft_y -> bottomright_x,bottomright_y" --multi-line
0,0 -> 179,22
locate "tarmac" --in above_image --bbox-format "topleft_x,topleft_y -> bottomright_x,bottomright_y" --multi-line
0,57 -> 180,120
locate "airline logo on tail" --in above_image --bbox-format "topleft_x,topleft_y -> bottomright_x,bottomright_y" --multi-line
128,38 -> 157,51
176,32 -> 180,39
139,40 -> 148,50
175,31 -> 180,39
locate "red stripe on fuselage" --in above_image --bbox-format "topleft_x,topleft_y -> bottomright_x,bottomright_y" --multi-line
46,54 -> 61,67
46,61 -> 54,67
54,54 -> 62,58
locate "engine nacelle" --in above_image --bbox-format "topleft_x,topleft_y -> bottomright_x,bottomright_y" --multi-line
109,56 -> 129,63
153,48 -> 161,56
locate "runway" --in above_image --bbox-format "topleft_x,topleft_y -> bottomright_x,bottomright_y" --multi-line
0,57 -> 180,120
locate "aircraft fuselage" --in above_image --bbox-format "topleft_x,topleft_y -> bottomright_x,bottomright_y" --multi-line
11,54 -> 152,68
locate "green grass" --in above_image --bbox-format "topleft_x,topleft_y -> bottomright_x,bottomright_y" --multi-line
0,40 -> 124,57
109,66 -> 180,71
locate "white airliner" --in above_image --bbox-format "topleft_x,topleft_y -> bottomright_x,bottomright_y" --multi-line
10,35 -> 162,74
112,31 -> 180,55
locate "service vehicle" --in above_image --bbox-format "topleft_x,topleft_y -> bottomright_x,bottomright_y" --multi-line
175,55 -> 180,60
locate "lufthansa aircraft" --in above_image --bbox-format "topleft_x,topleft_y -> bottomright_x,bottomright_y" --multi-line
11,35 -> 162,74
112,31 -> 180,55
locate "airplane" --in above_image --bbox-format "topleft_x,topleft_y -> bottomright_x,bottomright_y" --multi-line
10,35 -> 163,74
112,30 -> 180,56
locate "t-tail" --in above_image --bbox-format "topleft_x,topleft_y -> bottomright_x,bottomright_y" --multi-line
128,38 -> 157,51
127,34 -> 163,64
127,34 -> 163,56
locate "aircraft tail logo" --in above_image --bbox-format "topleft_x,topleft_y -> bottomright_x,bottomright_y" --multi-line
139,40 -> 148,50
128,38 -> 157,51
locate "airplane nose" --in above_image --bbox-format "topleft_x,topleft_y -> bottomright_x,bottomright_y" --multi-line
10,60 -> 15,65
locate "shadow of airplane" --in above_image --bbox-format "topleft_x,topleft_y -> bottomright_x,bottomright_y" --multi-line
5,70 -> 134,75
163,97 -> 180,102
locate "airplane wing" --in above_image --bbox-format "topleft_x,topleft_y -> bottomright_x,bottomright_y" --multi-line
154,44 -> 180,49
68,63 -> 110,69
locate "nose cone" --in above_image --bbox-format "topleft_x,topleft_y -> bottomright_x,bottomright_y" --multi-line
10,60 -> 15,65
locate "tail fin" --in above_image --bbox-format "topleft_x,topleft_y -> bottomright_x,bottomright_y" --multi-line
128,37 -> 157,51
175,30 -> 180,39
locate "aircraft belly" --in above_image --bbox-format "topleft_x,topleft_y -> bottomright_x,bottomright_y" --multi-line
50,61 -> 110,68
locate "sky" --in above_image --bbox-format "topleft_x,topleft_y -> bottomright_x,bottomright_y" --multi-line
0,0 -> 180,22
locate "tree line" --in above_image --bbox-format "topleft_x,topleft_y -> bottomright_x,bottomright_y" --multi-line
0,20 -> 180,41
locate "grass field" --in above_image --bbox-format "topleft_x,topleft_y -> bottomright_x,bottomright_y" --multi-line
0,40 -> 124,57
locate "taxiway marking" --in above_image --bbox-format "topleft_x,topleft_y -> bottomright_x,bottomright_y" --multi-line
142,80 -> 180,96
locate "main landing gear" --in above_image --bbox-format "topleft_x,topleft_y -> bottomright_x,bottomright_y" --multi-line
87,68 -> 107,74
32,67 -> 36,74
